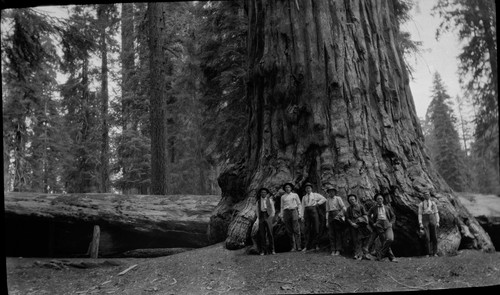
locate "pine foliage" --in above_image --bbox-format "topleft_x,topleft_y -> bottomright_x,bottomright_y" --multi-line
425,72 -> 466,191
433,0 -> 499,187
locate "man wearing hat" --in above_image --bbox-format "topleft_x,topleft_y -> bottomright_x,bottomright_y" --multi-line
418,191 -> 440,257
301,182 -> 327,252
279,182 -> 303,251
325,186 -> 347,256
345,193 -> 372,260
367,193 -> 398,262
255,187 -> 276,255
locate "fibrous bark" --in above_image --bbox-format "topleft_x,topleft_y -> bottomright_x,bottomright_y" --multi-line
209,0 -> 494,255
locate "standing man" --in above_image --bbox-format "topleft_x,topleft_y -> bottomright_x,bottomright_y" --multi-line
345,194 -> 372,260
301,183 -> 327,252
279,182 -> 302,251
325,187 -> 346,256
256,187 -> 276,255
418,191 -> 440,257
367,193 -> 398,262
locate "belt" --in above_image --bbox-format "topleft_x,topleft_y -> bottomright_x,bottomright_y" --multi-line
284,208 -> 297,211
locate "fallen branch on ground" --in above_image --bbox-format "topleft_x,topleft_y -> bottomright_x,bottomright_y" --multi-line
117,264 -> 137,276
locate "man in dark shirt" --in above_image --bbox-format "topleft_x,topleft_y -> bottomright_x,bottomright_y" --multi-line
367,193 -> 398,262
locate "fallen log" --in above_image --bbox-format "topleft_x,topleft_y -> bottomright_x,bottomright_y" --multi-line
5,192 -> 220,257
120,247 -> 193,258
457,192 -> 500,251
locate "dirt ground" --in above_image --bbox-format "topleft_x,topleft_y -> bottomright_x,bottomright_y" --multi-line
6,243 -> 500,294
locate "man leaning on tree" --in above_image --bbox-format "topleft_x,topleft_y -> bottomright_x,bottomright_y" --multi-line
367,193 -> 398,262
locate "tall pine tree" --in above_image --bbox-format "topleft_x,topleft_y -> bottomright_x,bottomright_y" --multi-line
433,0 -> 498,186
425,72 -> 466,191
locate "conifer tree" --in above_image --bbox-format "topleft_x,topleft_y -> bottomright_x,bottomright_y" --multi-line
425,72 -> 466,191
2,8 -> 65,192
433,0 -> 498,182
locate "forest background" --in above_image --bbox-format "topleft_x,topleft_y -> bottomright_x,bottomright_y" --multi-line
2,0 -> 498,196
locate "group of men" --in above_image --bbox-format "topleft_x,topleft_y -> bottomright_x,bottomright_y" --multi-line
254,182 -> 440,261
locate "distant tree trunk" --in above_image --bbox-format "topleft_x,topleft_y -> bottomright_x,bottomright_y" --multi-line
209,0 -> 494,255
148,3 -> 168,195
79,58 -> 93,193
98,5 -> 110,193
121,2 -> 134,131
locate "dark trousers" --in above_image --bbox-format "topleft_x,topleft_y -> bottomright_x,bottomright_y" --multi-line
304,206 -> 320,249
422,214 -> 438,255
258,212 -> 275,253
350,226 -> 369,257
372,219 -> 395,260
327,211 -> 344,252
283,208 -> 301,250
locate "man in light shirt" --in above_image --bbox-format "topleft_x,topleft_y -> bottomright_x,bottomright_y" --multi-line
325,187 -> 346,256
279,182 -> 302,252
418,191 -> 440,257
301,183 -> 327,252
367,193 -> 398,262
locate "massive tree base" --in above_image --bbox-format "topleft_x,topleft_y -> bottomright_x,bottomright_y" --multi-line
5,192 -> 219,257
208,0 -> 494,256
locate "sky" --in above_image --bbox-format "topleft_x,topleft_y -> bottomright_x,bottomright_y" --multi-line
403,0 -> 464,119
24,1 -> 467,121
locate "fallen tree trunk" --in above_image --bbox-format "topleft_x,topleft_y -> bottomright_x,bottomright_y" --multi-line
457,193 -> 500,251
5,192 -> 219,257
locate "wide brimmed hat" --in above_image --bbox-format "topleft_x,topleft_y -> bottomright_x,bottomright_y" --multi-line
347,194 -> 358,200
258,187 -> 271,194
282,182 -> 295,189
304,182 -> 313,188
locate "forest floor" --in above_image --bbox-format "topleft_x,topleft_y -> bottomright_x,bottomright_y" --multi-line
6,243 -> 500,294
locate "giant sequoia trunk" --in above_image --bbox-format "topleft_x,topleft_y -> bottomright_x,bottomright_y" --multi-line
208,0 -> 494,255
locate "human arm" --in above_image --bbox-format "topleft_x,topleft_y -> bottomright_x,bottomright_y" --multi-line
269,198 -> 276,218
316,193 -> 327,206
433,201 -> 440,227
417,203 -> 423,227
338,198 -> 347,216
388,206 -> 396,226
255,200 -> 259,220
279,195 -> 284,219
298,194 -> 304,219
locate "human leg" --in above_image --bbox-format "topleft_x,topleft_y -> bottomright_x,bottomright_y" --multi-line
429,222 -> 437,255
310,207 -> 320,249
283,210 -> 295,251
291,209 -> 302,250
332,220 -> 343,253
265,218 -> 275,253
304,208 -> 313,250
350,227 -> 362,258
379,226 -> 394,260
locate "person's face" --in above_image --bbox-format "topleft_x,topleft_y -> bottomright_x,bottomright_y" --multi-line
305,186 -> 312,194
376,195 -> 384,205
424,192 -> 431,200
260,190 -> 268,198
348,196 -> 357,205
285,185 -> 292,193
328,190 -> 336,197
